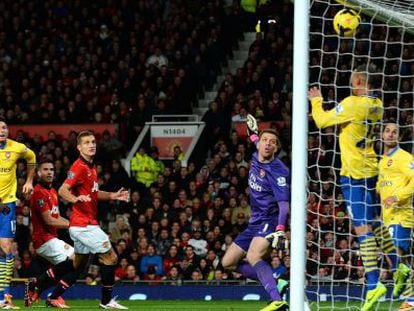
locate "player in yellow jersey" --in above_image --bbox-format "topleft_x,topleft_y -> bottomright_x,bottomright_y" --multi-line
309,64 -> 392,311
0,117 -> 36,309
377,123 -> 414,310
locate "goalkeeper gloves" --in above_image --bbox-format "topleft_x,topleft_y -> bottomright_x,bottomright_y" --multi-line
265,225 -> 286,248
246,113 -> 259,141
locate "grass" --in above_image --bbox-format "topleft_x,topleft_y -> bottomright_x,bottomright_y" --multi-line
310,300 -> 403,310
13,299 -> 405,310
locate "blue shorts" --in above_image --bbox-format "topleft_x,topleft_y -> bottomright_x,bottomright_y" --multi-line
340,176 -> 378,227
388,224 -> 412,254
234,220 -> 275,252
0,202 -> 16,238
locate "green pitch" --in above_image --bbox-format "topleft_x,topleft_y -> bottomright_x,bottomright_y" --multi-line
13,299 -> 403,310
310,300 -> 402,310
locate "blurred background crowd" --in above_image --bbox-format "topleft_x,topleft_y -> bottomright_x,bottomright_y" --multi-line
2,0 -> 414,285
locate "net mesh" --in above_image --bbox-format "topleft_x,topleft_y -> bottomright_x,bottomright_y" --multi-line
308,0 -> 414,308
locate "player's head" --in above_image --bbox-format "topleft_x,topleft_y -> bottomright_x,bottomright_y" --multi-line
258,129 -> 279,161
77,130 -> 96,159
37,160 -> 55,184
383,123 -> 400,148
350,63 -> 381,95
0,117 -> 8,143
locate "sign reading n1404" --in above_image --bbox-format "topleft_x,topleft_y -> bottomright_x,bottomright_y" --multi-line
163,128 -> 186,135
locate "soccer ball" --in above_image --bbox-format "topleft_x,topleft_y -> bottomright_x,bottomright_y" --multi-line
333,8 -> 361,37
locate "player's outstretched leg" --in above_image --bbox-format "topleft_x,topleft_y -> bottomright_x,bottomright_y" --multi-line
236,262 -> 289,296
394,263 -> 411,298
361,282 -> 387,311
98,250 -> 128,310
259,300 -> 289,311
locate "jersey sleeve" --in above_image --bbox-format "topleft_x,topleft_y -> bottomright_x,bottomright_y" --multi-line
64,164 -> 83,188
31,190 -> 51,214
311,96 -> 356,129
268,167 -> 290,202
394,157 -> 414,202
17,142 -> 36,165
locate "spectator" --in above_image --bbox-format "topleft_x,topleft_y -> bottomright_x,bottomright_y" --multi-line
140,244 -> 163,276
125,265 -> 140,282
131,147 -> 158,190
188,228 -> 208,257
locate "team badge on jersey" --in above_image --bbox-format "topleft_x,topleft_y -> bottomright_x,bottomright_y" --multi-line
277,176 -> 286,186
5,152 -> 10,159
37,199 -> 44,207
409,162 -> 414,170
335,104 -> 344,114
67,171 -> 74,179
259,169 -> 266,178
387,159 -> 393,167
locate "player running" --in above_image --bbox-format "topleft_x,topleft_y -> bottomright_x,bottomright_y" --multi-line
222,115 -> 290,311
0,117 -> 36,309
58,131 -> 129,309
25,160 -> 79,308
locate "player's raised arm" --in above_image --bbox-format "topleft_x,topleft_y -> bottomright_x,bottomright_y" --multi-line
308,86 -> 355,128
246,113 -> 259,146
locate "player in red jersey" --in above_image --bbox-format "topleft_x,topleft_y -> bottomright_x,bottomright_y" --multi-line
26,160 -> 79,308
58,131 -> 129,310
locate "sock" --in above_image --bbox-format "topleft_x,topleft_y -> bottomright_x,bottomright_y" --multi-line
49,268 -> 80,299
0,255 -> 5,298
37,259 -> 74,293
3,254 -> 13,295
253,260 -> 281,301
403,277 -> 414,298
359,233 -> 380,290
373,225 -> 398,270
100,265 -> 116,305
49,280 -> 70,299
36,268 -> 58,293
236,262 -> 258,280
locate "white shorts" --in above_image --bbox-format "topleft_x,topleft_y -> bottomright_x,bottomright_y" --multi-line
36,238 -> 74,265
69,225 -> 111,254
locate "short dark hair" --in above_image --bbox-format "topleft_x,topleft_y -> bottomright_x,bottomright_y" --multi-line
77,130 -> 95,144
0,117 -> 7,124
259,129 -> 281,148
38,159 -> 55,168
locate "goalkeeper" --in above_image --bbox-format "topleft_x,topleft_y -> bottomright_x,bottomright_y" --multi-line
377,123 -> 414,310
222,114 -> 290,311
309,64 -> 395,311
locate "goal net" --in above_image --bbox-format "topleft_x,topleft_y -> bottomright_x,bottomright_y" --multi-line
308,0 -> 414,309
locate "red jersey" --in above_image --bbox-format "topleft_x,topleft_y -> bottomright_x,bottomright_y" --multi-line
64,157 -> 99,227
30,183 -> 60,249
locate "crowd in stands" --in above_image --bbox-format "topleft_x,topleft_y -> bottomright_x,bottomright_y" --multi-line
0,0 -> 244,147
6,0 -> 414,287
